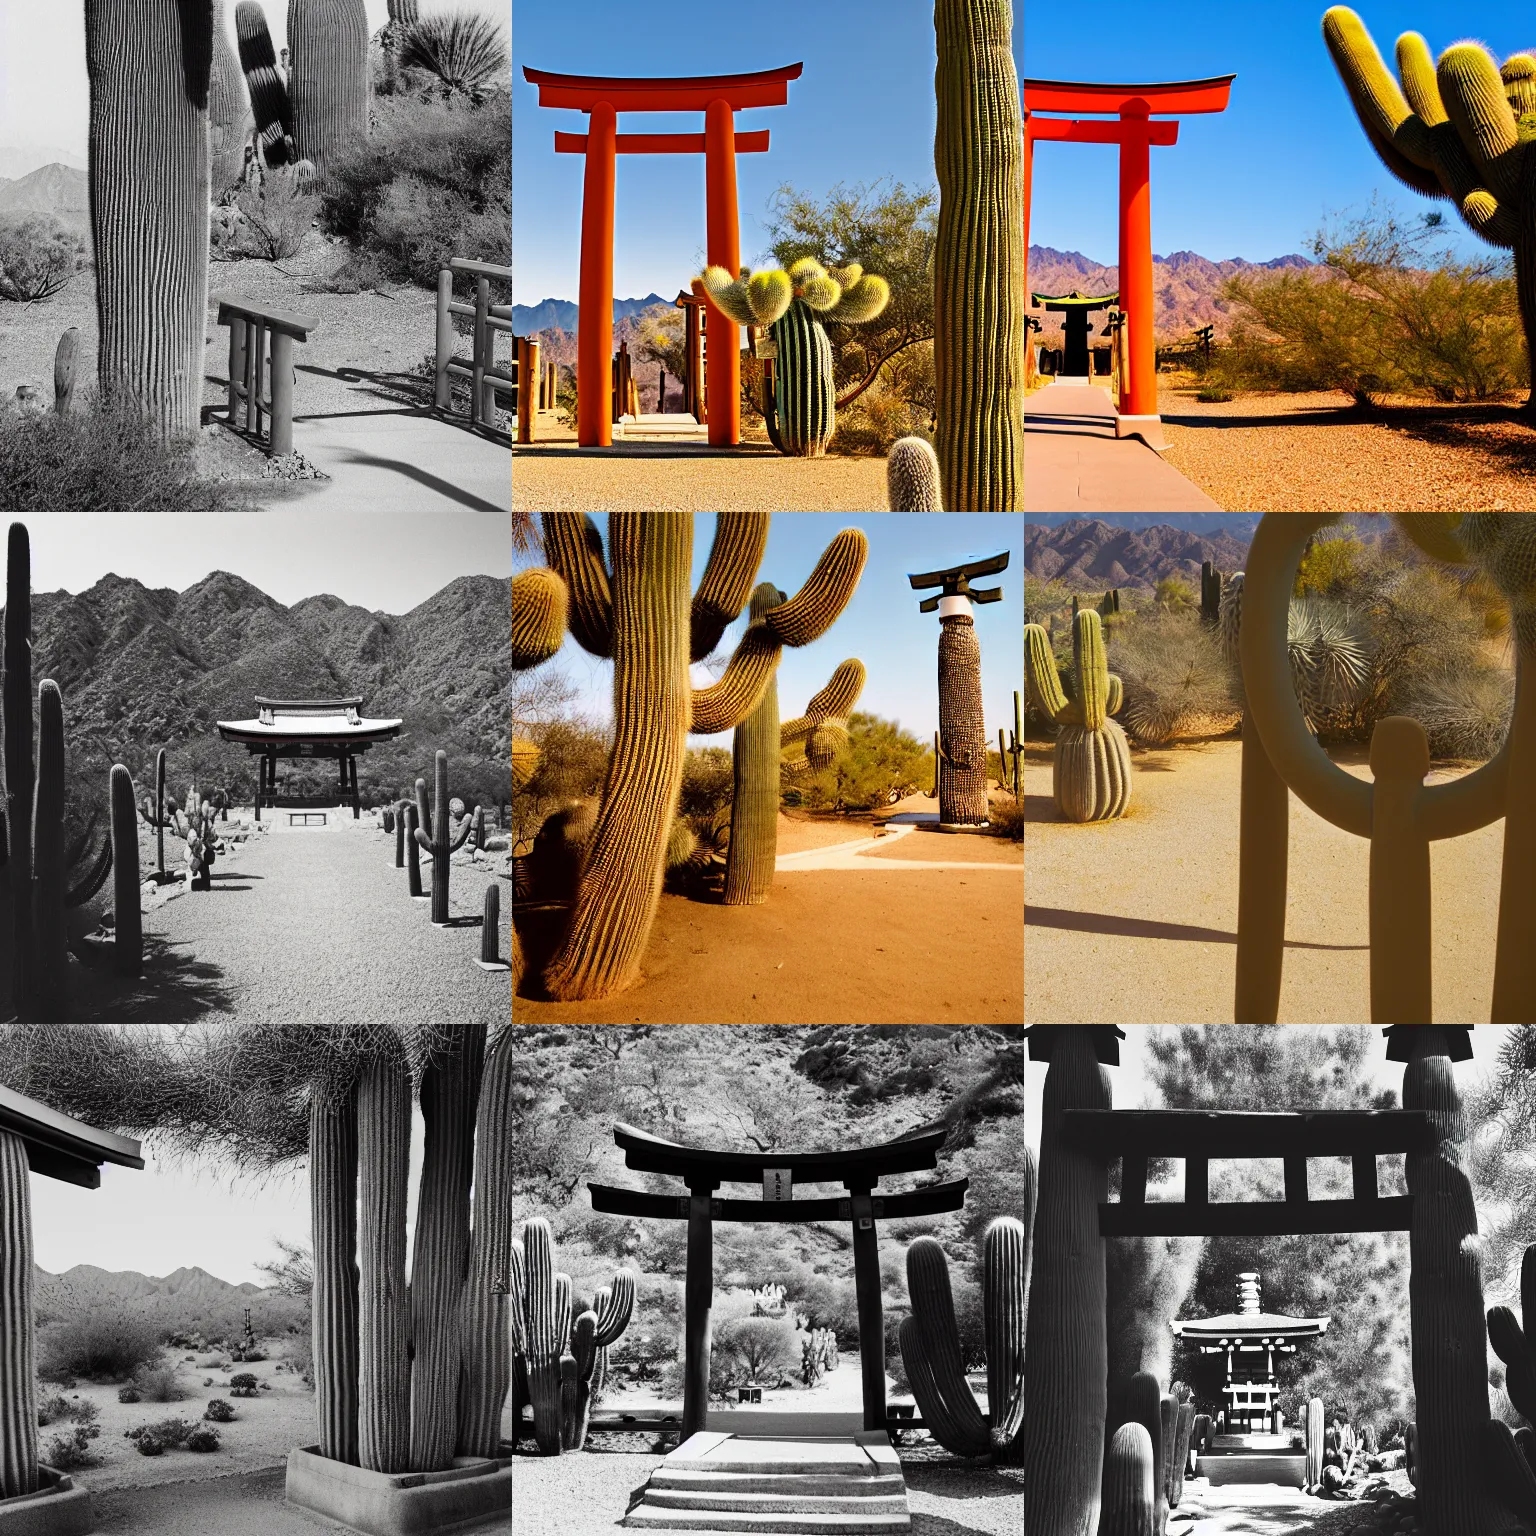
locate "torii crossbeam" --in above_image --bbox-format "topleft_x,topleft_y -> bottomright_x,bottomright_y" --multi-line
524,63 -> 803,449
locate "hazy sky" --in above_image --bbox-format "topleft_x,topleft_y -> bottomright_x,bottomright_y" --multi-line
1025,0 -> 1516,265
513,0 -> 1021,306
0,0 -> 510,162
22,513 -> 509,613
516,514 -> 1025,747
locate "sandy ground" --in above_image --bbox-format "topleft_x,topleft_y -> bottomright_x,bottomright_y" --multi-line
76,807 -> 510,1024
1168,1474 -> 1416,1535
512,440 -> 891,511
1158,386 -> 1536,511
862,831 -> 1023,864
509,1445 -> 1021,1536
1025,736 -> 1505,1023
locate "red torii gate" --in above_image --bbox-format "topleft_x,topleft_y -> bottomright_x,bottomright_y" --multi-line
1024,76 -> 1234,449
523,63 -> 802,449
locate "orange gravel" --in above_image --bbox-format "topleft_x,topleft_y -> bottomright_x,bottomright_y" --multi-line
1157,387 -> 1536,511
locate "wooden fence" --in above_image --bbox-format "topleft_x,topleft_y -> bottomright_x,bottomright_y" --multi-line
434,258 -> 514,432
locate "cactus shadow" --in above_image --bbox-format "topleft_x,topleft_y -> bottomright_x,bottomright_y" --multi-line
72,934 -> 237,1022
1024,795 -> 1057,823
1025,906 -> 1367,952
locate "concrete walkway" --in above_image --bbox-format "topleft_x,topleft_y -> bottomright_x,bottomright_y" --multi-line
1026,383 -> 1222,512
261,407 -> 509,513
774,821 -> 1023,873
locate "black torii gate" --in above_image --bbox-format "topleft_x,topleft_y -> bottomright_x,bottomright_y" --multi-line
588,1121 -> 968,1438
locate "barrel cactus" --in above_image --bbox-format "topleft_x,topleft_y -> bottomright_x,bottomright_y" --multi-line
695,261 -> 890,457
287,0 -> 369,178
1100,1422 -> 1156,1536
1025,611 -> 1132,823
86,0 -> 212,437
887,436 -> 943,511
934,0 -> 1024,510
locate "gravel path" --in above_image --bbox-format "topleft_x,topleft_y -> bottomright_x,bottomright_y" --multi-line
509,1449 -> 1021,1536
1159,387 -> 1536,510
112,809 -> 510,1025
512,442 -> 890,511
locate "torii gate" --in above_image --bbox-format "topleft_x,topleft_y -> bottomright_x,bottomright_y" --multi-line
589,1120 -> 968,1439
1024,76 -> 1234,449
523,63 -> 802,449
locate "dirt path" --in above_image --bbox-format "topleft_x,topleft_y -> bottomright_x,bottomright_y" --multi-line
125,808 -> 510,1026
1025,738 -> 1503,1023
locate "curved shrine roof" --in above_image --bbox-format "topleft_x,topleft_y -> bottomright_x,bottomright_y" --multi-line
1024,75 -> 1236,114
1172,1310 -> 1330,1341
217,711 -> 403,744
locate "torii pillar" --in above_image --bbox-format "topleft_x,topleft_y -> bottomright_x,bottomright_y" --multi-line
1024,76 -> 1235,450
523,64 -> 802,449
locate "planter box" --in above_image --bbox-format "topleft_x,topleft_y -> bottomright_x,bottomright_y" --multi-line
285,1446 -> 510,1536
0,1466 -> 94,1536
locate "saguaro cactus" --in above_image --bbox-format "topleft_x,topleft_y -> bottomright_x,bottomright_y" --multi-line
1304,1396 -> 1324,1489
311,1084 -> 359,1466
109,764 -> 141,978
934,0 -> 1024,509
1025,612 -> 1132,823
1324,10 -> 1536,415
53,329 -> 79,416
887,436 -> 944,512
5,525 -> 31,1017
1488,1244 -> 1536,1423
139,748 -> 172,883
1021,1026 -> 1112,1536
1100,1422 -> 1155,1536
210,0 -> 253,194
695,262 -> 890,457
1401,1027 -> 1520,1531
414,751 -> 473,926
85,0 -> 212,437
540,513 -> 866,1000
0,1130 -> 36,1500
287,0 -> 368,178
235,2 -> 295,167
33,682 -> 67,1021
405,802 -> 422,899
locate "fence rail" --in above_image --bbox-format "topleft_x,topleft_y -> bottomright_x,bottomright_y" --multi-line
434,258 -> 513,432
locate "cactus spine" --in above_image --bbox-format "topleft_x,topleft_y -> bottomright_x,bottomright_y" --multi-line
1402,1029 -> 1520,1531
356,1056 -> 411,1474
1100,1422 -> 1155,1536
408,1029 -> 483,1472
934,0 -> 1024,509
33,682 -> 67,1021
1025,612 -> 1132,822
540,513 -> 865,1000
210,0 -> 253,194
938,605 -> 989,825
235,2 -> 295,167
311,1083 -> 360,1466
109,763 -> 141,978
887,436 -> 944,511
414,751 -> 472,925
85,0 -> 212,436
0,1130 -> 36,1500
287,0 -> 368,179
1021,1027 -> 1110,1536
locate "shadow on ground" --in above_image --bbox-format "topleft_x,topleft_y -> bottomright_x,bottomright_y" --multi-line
74,933 -> 237,1022
1024,905 -> 1367,951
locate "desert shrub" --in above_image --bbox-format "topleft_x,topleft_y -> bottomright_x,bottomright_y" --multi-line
117,1386 -> 141,1404
0,395 -> 251,513
320,95 -> 509,286
990,792 -> 1023,841
1295,534 -> 1369,598
210,167 -> 318,262
790,712 -> 931,812
228,1373 -> 259,1398
606,1326 -> 677,1385
830,389 -> 927,456
1107,611 -> 1238,747
714,1316 -> 801,1386
38,1312 -> 163,1384
42,1424 -> 101,1471
204,1399 -> 236,1422
186,1426 -> 221,1452
131,1363 -> 186,1403
0,214 -> 87,302
135,1435 -> 164,1456
397,12 -> 509,103
1023,576 -> 1073,625
125,1417 -> 197,1449
1154,576 -> 1196,612
678,748 -> 734,825
1393,664 -> 1512,760
36,1393 -> 72,1426
281,1331 -> 314,1387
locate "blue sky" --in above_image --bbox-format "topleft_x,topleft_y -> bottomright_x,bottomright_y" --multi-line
516,514 -> 1024,747
512,0 -> 1022,306
1024,1 -> 1524,265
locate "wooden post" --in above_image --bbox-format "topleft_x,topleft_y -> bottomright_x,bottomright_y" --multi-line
518,338 -> 538,445
577,101 -> 617,446
243,321 -> 261,434
472,277 -> 490,428
703,96 -> 741,446
682,1185 -> 715,1440
435,268 -> 454,409
270,331 -> 295,456
658,364 -> 666,413
228,318 -> 247,427
350,755 -> 360,819
849,1190 -> 885,1431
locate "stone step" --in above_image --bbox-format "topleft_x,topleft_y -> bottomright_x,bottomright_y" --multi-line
651,1473 -> 907,1498
645,1490 -> 909,1515
665,1457 -> 876,1477
624,1506 -> 910,1533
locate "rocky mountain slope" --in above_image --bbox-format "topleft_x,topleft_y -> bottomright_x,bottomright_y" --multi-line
1028,244 -> 1313,345
510,293 -> 669,335
35,1264 -> 265,1310
1025,518 -> 1255,590
0,163 -> 89,231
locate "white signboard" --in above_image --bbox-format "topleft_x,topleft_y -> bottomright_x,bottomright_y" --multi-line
763,1168 -> 793,1202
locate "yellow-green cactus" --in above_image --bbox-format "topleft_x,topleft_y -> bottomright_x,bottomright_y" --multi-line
1323,10 -> 1536,410
512,567 -> 569,671
1025,613 -> 1131,822
540,516 -> 867,997
887,436 -> 944,512
696,262 -> 891,457
780,659 -> 866,776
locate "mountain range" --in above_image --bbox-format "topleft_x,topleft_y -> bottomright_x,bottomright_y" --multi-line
1028,245 -> 1313,345
0,163 -> 89,231
511,294 -> 670,335
0,147 -> 87,181
34,1264 -> 266,1311
20,571 -> 510,793
1025,518 -> 1256,590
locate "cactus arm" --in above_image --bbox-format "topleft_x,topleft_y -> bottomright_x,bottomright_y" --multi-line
512,567 -> 569,670
899,1313 -> 989,1458
33,681 -> 67,1020
826,274 -> 891,325
983,1217 -> 1027,1451
903,1236 -> 990,1456
593,1272 -> 635,1348
689,513 -> 770,662
1024,624 -> 1070,723
760,529 -> 869,647
108,764 -> 141,977
695,266 -> 757,326
745,269 -> 792,324
541,513 -> 614,658
1107,674 -> 1123,715
1437,43 -> 1522,203
311,1083 -> 360,1467
689,625 -> 783,736
65,831 -> 113,908
1073,610 -> 1110,731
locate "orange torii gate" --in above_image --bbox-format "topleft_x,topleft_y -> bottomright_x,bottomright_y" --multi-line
522,63 -> 802,449
1024,76 -> 1234,449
